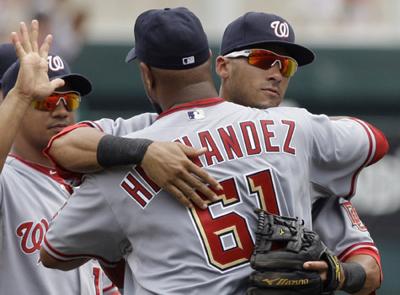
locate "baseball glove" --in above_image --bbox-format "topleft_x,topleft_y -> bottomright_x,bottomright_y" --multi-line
247,209 -> 342,295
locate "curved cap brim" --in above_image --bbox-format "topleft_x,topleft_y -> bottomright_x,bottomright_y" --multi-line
125,48 -> 137,63
58,74 -> 92,96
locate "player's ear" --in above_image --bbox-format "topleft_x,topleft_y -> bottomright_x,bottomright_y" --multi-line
139,62 -> 158,106
215,56 -> 230,79
139,62 -> 155,93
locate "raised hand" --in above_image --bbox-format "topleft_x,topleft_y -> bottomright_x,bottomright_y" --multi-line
10,20 -> 64,103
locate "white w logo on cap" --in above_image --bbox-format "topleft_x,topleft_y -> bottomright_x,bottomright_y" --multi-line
270,21 -> 289,38
47,56 -> 65,71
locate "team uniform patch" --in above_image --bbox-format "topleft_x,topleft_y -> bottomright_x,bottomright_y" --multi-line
343,201 -> 367,232
188,109 -> 205,120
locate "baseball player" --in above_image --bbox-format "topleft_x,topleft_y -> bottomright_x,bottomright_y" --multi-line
40,8 -> 388,294
0,22 -> 119,294
216,12 -> 383,294
45,11 -> 383,294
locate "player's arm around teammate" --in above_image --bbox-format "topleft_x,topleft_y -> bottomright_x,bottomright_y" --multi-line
0,20 -> 65,172
46,126 -> 221,209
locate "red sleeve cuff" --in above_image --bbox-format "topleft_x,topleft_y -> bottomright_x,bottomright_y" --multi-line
340,245 -> 383,288
351,118 -> 389,166
42,122 -> 99,183
363,121 -> 389,166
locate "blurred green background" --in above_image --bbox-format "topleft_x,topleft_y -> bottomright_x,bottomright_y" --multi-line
74,45 -> 400,144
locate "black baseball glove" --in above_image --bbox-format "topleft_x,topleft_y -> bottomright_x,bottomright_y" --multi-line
247,209 -> 342,295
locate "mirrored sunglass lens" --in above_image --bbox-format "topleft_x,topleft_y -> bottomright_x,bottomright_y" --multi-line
248,51 -> 297,77
288,61 -> 297,77
32,97 -> 58,111
280,59 -> 297,77
248,54 -> 276,70
65,94 -> 80,111
32,93 -> 81,111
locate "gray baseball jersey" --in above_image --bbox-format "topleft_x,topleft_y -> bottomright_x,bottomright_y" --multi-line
90,113 -> 157,135
59,109 -> 382,265
0,155 -> 119,294
44,98 -> 386,294
312,196 -> 379,260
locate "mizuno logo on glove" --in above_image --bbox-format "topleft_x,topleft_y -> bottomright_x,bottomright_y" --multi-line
263,278 -> 310,286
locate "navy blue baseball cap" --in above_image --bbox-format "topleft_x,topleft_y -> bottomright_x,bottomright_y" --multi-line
221,12 -> 315,66
0,43 -> 18,87
2,54 -> 92,97
125,7 -> 210,69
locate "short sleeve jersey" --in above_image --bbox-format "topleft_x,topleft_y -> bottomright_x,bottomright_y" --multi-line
74,110 -> 382,264
44,99 -> 385,294
312,195 -> 379,259
0,155 -> 118,294
85,112 -> 157,135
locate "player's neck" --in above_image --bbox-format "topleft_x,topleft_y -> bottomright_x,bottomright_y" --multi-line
219,85 -> 229,101
161,81 -> 218,110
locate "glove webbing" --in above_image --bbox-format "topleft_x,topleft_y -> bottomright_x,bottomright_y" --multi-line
254,210 -> 302,254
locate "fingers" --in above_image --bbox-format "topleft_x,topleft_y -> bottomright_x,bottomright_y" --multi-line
179,144 -> 207,157
11,20 -> 47,59
188,162 -> 222,191
178,144 -> 222,191
39,34 -> 52,59
181,169 -> 220,203
303,260 -> 329,271
50,78 -> 65,90
19,22 -> 33,53
30,20 -> 39,53
10,32 -> 24,58
164,184 -> 194,209
144,142 -> 224,210
304,260 -> 329,282
174,178 -> 208,209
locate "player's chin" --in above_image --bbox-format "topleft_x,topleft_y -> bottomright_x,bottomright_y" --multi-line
253,97 -> 281,109
46,127 -> 64,138
256,92 -> 281,107
50,126 -> 66,133
47,123 -> 70,134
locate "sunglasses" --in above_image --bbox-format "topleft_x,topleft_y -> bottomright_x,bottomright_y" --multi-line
224,49 -> 298,78
31,91 -> 81,112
